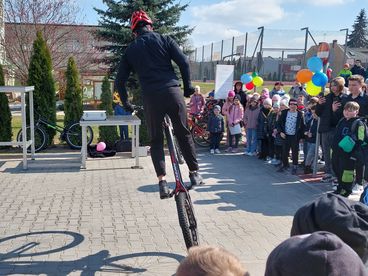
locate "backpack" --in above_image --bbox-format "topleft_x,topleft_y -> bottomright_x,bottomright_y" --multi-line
350,118 -> 368,146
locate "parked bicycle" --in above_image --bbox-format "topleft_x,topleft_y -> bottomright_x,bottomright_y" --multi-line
188,113 -> 210,147
134,107 -> 199,249
17,111 -> 94,152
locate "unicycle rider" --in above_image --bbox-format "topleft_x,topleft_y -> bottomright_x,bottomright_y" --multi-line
114,10 -> 204,199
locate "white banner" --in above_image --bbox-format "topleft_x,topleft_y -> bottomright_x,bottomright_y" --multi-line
214,65 -> 234,99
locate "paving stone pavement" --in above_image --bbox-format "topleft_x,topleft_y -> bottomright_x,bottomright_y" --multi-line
0,150 -> 332,276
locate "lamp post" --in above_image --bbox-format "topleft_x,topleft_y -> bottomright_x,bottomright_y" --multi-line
340,28 -> 349,67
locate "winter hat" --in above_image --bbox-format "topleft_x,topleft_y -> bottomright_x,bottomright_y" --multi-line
208,91 -> 215,98
291,193 -> 368,264
252,92 -> 260,100
265,231 -> 367,276
228,90 -> 235,98
234,94 -> 241,101
272,94 -> 281,102
263,98 -> 272,106
281,94 -> 290,102
273,102 -> 280,108
213,105 -> 221,111
280,99 -> 289,108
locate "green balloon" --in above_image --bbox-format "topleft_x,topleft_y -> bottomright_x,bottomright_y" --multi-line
252,72 -> 258,77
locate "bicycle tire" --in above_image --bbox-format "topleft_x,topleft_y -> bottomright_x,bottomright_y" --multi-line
191,126 -> 210,147
175,192 -> 199,249
65,123 -> 94,149
16,126 -> 48,153
173,136 -> 185,165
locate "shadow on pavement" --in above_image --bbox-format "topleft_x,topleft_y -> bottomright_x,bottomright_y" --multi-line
191,153 -> 329,216
0,231 -> 183,275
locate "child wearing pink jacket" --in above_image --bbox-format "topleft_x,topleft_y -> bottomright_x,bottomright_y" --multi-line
189,85 -> 205,115
227,95 -> 244,153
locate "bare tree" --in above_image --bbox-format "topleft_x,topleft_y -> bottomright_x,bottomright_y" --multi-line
4,0 -> 102,85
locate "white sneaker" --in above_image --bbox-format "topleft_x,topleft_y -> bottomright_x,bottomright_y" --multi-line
215,149 -> 221,154
210,149 -> 215,154
352,184 -> 364,195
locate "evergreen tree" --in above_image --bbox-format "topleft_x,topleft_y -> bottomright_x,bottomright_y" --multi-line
28,31 -> 56,142
94,1 -> 193,145
347,9 -> 368,48
0,64 -> 12,145
64,57 -> 83,127
99,75 -> 119,147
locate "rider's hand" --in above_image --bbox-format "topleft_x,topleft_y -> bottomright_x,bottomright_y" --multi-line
184,86 -> 195,98
124,101 -> 135,113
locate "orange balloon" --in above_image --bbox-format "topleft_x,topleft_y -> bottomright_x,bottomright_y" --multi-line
296,69 -> 313,83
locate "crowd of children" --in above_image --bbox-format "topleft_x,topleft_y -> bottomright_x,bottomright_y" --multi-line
190,75 -> 368,198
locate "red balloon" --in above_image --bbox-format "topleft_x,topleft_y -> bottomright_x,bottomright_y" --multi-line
245,82 -> 254,90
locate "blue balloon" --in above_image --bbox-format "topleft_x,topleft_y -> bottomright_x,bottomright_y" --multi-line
240,74 -> 252,84
312,72 -> 328,87
307,57 -> 323,72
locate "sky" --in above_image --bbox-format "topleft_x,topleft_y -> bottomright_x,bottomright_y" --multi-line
78,0 -> 368,48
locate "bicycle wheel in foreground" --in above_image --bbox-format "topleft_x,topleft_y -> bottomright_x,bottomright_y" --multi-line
175,192 -> 199,249
16,126 -> 48,153
65,123 -> 93,149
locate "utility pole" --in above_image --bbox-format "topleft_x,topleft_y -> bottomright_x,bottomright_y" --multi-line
340,28 -> 349,67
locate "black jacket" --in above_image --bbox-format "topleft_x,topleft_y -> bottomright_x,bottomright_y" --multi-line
115,31 -> 191,104
277,109 -> 305,139
315,92 -> 346,133
351,65 -> 367,79
207,114 -> 224,133
342,92 -> 368,117
305,118 -> 318,143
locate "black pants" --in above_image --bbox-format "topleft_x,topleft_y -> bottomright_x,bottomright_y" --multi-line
143,86 -> 199,177
332,150 -> 355,195
282,135 -> 299,167
355,161 -> 364,185
210,132 -> 221,150
274,145 -> 282,160
268,136 -> 275,159
259,138 -> 269,159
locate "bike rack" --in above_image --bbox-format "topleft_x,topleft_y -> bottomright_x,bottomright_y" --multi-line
0,86 -> 35,170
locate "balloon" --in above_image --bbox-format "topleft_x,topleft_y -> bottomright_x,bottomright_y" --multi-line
312,72 -> 328,87
252,72 -> 258,77
296,69 -> 313,83
96,141 -> 106,152
240,73 -> 252,84
253,76 -> 264,87
307,56 -> 323,72
245,82 -> 255,90
306,80 -> 321,96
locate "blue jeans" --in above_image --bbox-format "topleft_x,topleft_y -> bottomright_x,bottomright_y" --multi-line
305,142 -> 316,166
114,105 -> 130,140
246,128 -> 257,153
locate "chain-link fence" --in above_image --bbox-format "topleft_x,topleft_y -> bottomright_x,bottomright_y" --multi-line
189,27 -> 353,83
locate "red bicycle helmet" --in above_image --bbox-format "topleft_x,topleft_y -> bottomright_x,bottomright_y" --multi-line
130,10 -> 153,31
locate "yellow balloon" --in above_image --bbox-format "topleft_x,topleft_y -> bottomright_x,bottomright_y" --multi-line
253,76 -> 264,87
306,80 -> 321,96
